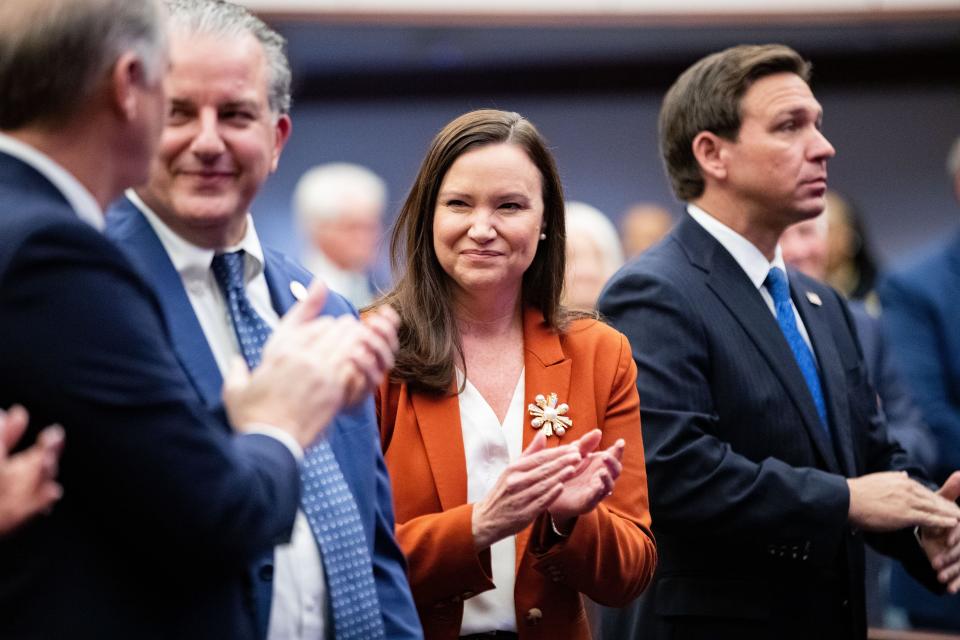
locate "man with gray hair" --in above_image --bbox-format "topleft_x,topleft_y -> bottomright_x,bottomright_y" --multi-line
293,162 -> 388,308
0,1 -> 397,638
878,137 -> 960,631
105,2 -> 420,639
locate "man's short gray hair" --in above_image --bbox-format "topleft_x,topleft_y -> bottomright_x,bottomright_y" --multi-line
166,0 -> 291,116
0,0 -> 166,130
293,163 -> 388,228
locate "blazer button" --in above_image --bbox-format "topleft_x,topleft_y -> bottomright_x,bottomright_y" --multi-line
258,564 -> 274,581
526,608 -> 543,625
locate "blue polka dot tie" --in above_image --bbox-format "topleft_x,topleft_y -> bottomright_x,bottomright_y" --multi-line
764,267 -> 831,434
211,251 -> 271,369
211,251 -> 386,639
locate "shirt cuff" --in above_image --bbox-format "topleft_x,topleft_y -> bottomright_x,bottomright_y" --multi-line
244,424 -> 304,461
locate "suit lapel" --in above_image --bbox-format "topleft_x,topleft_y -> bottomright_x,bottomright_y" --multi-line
410,388 -> 469,513
518,307 -> 571,564
108,199 -> 224,412
263,251 -> 300,316
792,278 -> 855,475
677,217 -> 842,472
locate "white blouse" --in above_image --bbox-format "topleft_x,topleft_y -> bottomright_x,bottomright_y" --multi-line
457,368 -> 526,635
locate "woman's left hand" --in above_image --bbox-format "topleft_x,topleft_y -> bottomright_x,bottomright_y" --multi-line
547,429 -> 625,534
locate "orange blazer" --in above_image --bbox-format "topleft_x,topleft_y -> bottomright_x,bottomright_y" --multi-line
376,307 -> 657,639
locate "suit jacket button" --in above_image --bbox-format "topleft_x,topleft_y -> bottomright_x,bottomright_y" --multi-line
526,608 -> 543,625
258,564 -> 274,581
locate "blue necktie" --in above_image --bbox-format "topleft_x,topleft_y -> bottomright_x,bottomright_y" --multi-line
211,251 -> 385,640
764,267 -> 830,433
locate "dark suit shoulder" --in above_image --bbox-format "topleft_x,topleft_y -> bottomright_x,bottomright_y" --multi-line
881,229 -> 960,292
1,207 -> 139,289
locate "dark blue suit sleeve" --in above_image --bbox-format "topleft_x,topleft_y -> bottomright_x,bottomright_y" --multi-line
848,305 -> 937,472
0,221 -> 299,564
878,273 -> 960,479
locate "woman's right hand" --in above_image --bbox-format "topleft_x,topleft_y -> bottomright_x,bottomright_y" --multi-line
471,431 -> 582,550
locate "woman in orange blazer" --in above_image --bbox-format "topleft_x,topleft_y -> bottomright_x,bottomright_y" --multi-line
371,109 -> 657,639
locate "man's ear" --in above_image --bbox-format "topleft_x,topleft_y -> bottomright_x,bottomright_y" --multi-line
691,131 -> 729,182
270,114 -> 292,173
109,51 -> 149,122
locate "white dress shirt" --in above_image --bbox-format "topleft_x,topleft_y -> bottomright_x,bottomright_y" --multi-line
0,132 -> 103,230
457,368 -> 525,635
687,204 -> 816,353
126,191 -> 328,640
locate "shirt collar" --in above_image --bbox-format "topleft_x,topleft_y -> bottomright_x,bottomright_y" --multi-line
125,188 -> 266,284
687,203 -> 787,291
0,132 -> 103,230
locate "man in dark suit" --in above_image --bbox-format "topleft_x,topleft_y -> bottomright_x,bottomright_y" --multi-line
598,44 -> 960,639
105,2 -> 420,639
0,1 -> 395,638
877,137 -> 960,631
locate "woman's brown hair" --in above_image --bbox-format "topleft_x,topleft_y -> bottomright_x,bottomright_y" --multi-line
372,109 -> 571,395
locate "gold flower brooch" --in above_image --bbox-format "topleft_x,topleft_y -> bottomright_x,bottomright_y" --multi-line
528,392 -> 572,438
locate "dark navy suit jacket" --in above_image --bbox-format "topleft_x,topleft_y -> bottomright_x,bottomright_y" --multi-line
105,196 -> 422,640
0,153 -> 302,639
598,213 -> 938,640
878,233 -> 960,627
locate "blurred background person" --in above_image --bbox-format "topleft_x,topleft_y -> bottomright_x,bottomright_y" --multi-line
877,135 -> 960,632
619,202 -> 673,260
780,211 -> 937,629
0,405 -> 63,536
823,190 -> 880,307
293,162 -> 387,307
563,201 -> 624,311
371,109 -> 656,639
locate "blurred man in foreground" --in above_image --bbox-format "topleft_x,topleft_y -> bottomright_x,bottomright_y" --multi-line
0,1 -> 392,637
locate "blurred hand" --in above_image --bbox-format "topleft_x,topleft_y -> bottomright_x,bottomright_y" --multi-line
847,471 -> 960,532
223,281 -> 365,448
549,430 -> 625,533
343,304 -> 400,406
471,431 -> 582,550
0,405 -> 64,536
919,471 -> 960,594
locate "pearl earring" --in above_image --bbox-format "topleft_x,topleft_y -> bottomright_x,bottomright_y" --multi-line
539,232 -> 547,241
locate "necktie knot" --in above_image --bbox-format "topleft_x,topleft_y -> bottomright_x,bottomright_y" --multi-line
764,266 -> 790,305
212,251 -> 246,293
211,250 -> 268,370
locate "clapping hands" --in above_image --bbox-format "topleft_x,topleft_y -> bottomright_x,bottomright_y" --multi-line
471,428 -> 624,549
